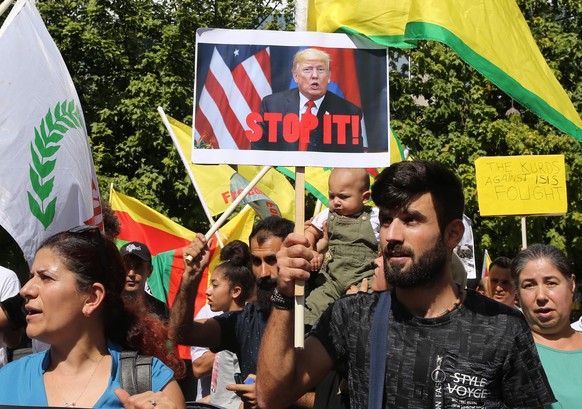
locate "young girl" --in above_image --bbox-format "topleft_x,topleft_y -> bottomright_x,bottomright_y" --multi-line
200,240 -> 255,409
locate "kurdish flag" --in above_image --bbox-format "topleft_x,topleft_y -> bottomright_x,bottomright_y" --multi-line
110,188 -> 255,359
110,188 -> 195,254
308,0 -> 582,141
148,206 -> 256,311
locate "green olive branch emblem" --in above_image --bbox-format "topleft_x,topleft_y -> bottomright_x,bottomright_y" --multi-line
27,100 -> 83,229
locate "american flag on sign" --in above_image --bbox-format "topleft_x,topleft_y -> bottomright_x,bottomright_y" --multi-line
194,45 -> 272,150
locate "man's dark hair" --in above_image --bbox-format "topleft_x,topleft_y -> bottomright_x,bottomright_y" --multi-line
249,216 -> 294,245
490,256 -> 512,270
371,160 -> 464,232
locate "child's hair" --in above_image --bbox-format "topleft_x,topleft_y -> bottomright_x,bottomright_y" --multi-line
215,240 -> 255,303
330,168 -> 370,192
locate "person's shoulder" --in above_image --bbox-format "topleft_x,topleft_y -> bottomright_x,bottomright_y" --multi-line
214,304 -> 253,322
312,292 -> 378,336
0,351 -> 44,375
334,291 -> 378,312
324,91 -> 361,112
144,292 -> 170,318
462,290 -> 527,327
572,317 -> 582,332
263,88 -> 297,102
0,265 -> 18,280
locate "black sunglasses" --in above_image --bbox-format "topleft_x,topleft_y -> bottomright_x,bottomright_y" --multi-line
68,225 -> 109,275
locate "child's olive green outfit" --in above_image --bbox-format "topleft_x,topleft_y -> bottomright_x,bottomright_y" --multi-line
305,206 -> 378,326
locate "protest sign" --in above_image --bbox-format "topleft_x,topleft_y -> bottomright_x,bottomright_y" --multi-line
475,155 -> 567,216
192,28 -> 389,168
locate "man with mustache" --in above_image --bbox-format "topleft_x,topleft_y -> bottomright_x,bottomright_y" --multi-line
256,160 -> 555,409
488,256 -> 518,308
170,216 -> 315,408
251,48 -> 363,153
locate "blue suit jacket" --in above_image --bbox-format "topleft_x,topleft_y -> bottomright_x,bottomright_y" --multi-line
252,88 -> 363,152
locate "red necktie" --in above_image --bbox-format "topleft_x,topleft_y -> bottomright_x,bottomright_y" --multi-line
299,100 -> 316,151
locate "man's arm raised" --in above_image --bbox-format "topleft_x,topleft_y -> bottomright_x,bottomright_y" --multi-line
168,233 -> 221,348
256,233 -> 334,409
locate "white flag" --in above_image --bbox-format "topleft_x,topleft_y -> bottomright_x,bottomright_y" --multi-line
0,0 -> 102,265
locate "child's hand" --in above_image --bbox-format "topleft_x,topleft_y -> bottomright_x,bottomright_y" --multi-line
310,250 -> 323,272
346,277 -> 369,295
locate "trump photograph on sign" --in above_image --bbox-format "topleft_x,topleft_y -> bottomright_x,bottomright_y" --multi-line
192,29 -> 389,168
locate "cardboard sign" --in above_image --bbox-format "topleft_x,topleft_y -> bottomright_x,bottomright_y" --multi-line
475,155 -> 567,216
192,28 -> 390,168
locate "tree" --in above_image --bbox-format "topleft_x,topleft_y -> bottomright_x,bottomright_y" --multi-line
2,0 -> 581,278
389,0 -> 582,274
35,0 -> 294,232
0,0 -> 294,273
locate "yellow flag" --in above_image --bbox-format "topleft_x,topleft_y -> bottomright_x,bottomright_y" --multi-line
168,116 -> 235,216
308,0 -> 582,141
167,116 -> 296,220
207,205 -> 256,273
389,128 -> 406,165
238,166 -> 295,221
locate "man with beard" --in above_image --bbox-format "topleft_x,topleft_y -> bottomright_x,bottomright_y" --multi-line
170,216 -> 315,408
256,161 -> 555,409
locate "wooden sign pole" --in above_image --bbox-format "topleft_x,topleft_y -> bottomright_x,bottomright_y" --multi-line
521,217 -> 527,250
294,167 -> 306,348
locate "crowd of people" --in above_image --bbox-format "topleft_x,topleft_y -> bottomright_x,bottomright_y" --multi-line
0,160 -> 580,409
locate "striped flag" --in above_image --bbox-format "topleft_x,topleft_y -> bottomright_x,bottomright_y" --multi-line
165,115 -> 296,220
481,249 -> 492,278
110,188 -> 195,254
194,45 -> 272,149
307,0 -> 582,141
110,188 -> 256,359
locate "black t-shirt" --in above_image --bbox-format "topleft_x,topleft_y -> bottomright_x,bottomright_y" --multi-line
213,303 -> 270,379
311,290 -> 555,409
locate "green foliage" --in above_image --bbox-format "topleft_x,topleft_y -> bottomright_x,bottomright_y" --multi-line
30,0 -> 294,234
390,0 -> 582,274
2,0 -> 580,278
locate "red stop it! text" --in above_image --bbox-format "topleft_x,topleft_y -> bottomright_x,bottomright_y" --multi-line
245,112 -> 359,146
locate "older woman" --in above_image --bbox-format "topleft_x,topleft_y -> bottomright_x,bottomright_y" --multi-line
512,243 -> 582,409
0,225 -> 185,409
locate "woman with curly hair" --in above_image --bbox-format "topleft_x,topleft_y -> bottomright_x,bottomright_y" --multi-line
0,225 -> 185,409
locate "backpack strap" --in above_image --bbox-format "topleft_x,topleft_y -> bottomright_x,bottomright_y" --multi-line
368,290 -> 391,409
120,350 -> 153,395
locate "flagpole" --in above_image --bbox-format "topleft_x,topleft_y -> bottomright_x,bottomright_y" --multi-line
313,199 -> 323,217
203,165 -> 272,241
158,107 -> 224,248
0,0 -> 14,17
